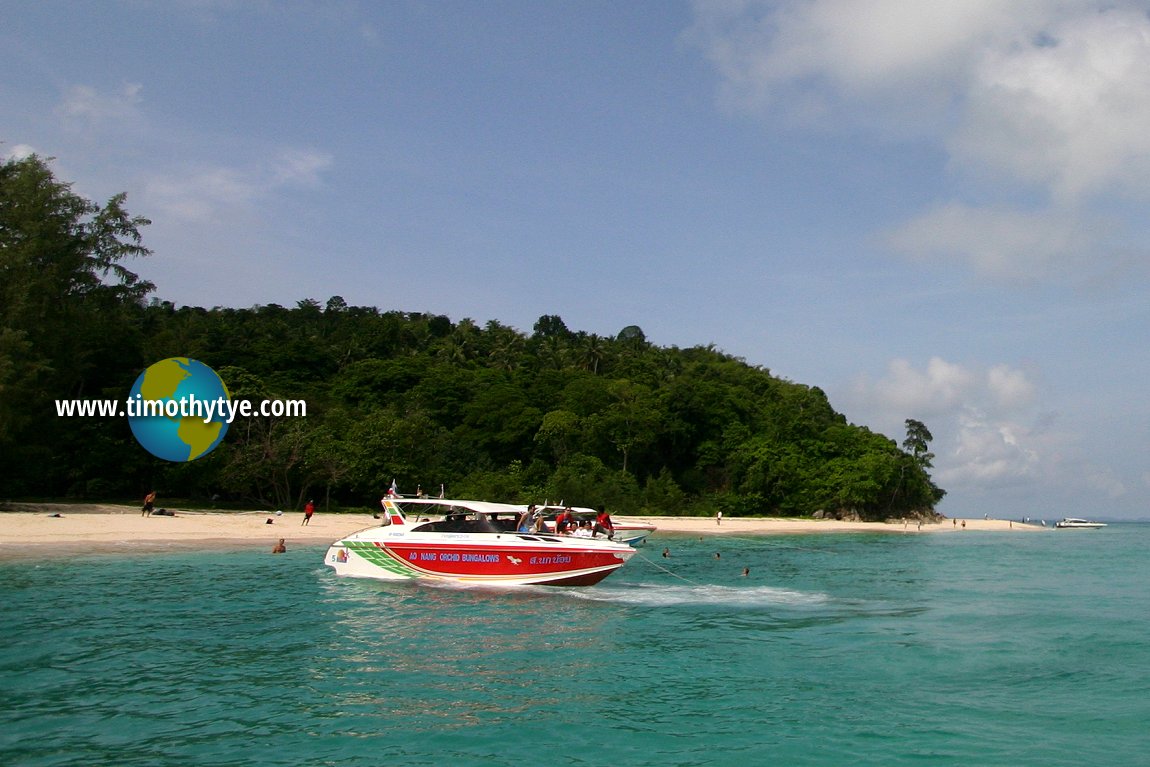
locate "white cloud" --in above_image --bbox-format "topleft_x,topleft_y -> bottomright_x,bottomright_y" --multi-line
3,144 -> 38,161
987,364 -> 1037,410
56,83 -> 143,125
688,1 -> 1150,282
940,408 -> 1041,486
145,166 -> 260,222
883,202 -> 1098,280
956,8 -> 1150,203
686,0 -> 1073,113
144,149 -> 332,222
271,148 -> 333,187
1085,467 -> 1126,499
847,356 -> 1044,487
851,356 -> 976,417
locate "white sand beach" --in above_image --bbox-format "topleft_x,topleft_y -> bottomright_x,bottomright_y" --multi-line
0,503 -> 1045,558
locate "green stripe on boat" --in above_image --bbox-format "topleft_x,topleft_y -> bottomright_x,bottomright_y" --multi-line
343,541 -> 415,577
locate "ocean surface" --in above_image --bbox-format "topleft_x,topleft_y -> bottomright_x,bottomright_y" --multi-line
3,524 -> 1148,766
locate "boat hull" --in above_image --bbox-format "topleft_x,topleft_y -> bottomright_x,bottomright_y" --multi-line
326,535 -> 634,586
612,530 -> 652,546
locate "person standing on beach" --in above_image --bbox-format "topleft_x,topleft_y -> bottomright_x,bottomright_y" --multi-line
717,510 -> 722,526
302,499 -> 315,526
141,490 -> 156,517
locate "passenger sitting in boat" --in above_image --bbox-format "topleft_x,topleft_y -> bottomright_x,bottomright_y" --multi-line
531,505 -> 547,534
517,505 -> 535,533
554,507 -> 573,534
473,512 -> 500,533
593,506 -> 614,540
573,520 -> 593,538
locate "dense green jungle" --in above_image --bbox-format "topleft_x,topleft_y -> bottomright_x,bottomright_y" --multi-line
1,153 -> 944,518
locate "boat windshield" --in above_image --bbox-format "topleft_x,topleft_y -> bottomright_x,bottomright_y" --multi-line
412,512 -> 514,534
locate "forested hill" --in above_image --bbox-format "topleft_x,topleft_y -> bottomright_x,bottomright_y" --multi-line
1,153 -> 944,519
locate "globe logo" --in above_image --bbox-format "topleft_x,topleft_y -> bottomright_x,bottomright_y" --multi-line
128,358 -> 231,462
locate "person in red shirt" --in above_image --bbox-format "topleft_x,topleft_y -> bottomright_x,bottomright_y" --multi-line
593,506 -> 614,540
555,506 -> 574,534
302,499 -> 315,526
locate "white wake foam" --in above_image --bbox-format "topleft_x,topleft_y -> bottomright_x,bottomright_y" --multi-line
566,582 -> 830,608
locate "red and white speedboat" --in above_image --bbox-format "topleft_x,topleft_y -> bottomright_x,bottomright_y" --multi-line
325,497 -> 636,586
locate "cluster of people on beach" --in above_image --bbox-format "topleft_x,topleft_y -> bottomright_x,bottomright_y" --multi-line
140,491 -> 177,516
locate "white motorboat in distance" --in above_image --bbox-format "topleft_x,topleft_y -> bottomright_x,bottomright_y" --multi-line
325,497 -> 636,586
1054,517 -> 1107,529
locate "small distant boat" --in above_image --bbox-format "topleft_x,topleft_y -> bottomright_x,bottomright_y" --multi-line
1054,517 -> 1107,529
325,497 -> 635,586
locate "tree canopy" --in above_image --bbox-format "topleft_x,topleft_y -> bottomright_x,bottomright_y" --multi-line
1,154 -> 945,517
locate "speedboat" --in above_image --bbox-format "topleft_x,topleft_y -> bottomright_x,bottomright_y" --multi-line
325,497 -> 636,586
537,505 -> 657,546
1054,517 -> 1107,529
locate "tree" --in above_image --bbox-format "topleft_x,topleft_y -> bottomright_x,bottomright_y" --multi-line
535,409 -> 581,463
532,314 -> 571,339
902,419 -> 935,469
1,155 -> 153,330
0,165 -> 951,516
595,379 -> 659,474
0,154 -> 153,491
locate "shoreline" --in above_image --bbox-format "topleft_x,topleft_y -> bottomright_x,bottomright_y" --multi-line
0,502 -> 1046,560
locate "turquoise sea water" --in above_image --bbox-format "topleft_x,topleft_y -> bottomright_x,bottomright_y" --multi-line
3,525 -> 1148,766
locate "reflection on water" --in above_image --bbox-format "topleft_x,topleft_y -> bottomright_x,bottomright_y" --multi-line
317,575 -> 616,730
311,552 -> 915,732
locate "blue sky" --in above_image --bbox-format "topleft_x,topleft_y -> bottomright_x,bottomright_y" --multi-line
5,1 -> 1150,520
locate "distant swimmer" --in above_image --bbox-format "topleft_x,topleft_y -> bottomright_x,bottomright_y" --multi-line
272,538 -> 286,554
742,567 -> 749,577
662,547 -> 670,558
